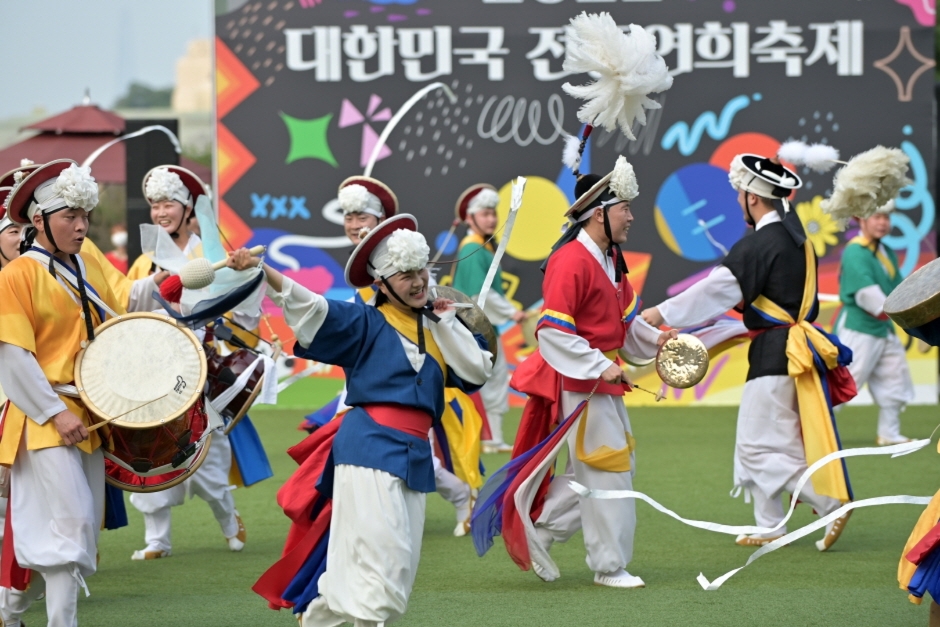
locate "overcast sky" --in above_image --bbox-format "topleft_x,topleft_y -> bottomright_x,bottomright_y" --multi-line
0,0 -> 212,119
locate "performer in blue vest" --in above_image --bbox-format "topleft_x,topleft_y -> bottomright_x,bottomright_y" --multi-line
247,214 -> 493,626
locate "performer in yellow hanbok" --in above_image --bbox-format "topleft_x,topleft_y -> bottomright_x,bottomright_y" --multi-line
0,160 -> 125,627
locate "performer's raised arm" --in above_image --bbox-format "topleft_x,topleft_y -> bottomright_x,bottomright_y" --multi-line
642,265 -> 744,329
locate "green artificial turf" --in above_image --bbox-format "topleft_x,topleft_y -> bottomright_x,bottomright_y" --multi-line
23,378 -> 937,626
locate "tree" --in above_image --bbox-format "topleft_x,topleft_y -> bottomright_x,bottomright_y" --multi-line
114,83 -> 173,109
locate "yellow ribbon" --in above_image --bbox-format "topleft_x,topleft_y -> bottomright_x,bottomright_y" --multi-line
751,241 -> 849,503
848,235 -> 896,280
573,349 -> 635,472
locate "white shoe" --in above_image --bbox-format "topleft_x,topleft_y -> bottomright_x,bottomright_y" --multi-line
226,513 -> 247,551
131,548 -> 171,560
227,536 -> 245,552
876,435 -> 912,446
594,568 -> 645,589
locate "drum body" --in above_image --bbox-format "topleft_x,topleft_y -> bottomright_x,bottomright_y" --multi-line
105,400 -> 212,492
204,343 -> 266,435
74,312 -> 210,492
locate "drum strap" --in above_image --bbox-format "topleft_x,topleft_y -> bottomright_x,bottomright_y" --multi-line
22,249 -> 120,319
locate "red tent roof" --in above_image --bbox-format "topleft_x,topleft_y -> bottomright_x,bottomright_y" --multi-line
23,105 -> 124,135
0,104 -> 210,185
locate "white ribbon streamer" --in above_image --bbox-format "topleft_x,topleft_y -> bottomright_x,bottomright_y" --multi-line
696,494 -> 932,590
571,437 -> 931,535
571,436 -> 936,590
477,177 -> 526,310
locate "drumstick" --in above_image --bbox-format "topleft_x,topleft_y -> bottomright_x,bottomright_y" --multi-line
169,245 -> 267,295
57,394 -> 171,445
631,384 -> 665,402
86,394 -> 170,432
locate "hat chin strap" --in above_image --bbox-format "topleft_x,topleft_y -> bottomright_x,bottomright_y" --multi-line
600,204 -> 628,282
372,263 -> 440,355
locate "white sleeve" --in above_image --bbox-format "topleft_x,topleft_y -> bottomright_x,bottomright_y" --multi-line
265,276 -> 330,348
622,317 -> 662,362
656,266 -> 744,328
855,284 -> 888,318
127,277 -> 159,313
538,327 -> 613,381
483,292 -> 518,327
429,309 -> 493,386
0,343 -> 67,424
231,310 -> 262,331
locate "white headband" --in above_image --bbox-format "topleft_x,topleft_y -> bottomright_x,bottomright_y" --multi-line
27,164 -> 98,221
145,168 -> 192,206
367,229 -> 429,279
0,216 -> 14,233
339,184 -> 385,219
466,188 -> 500,216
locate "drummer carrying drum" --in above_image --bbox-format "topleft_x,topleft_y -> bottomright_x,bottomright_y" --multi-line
0,160 -> 126,627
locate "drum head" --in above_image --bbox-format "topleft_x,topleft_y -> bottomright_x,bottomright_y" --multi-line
76,312 -> 207,429
885,256 -> 940,329
432,286 -> 498,366
656,334 -> 709,389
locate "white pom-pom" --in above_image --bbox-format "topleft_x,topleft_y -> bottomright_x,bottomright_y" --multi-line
180,257 -> 215,290
145,167 -> 187,204
385,229 -> 429,274
562,13 -> 673,141
19,158 -> 34,167
821,146 -> 911,223
609,156 -> 639,201
469,188 -> 500,212
358,226 -> 372,240
13,171 -> 25,184
803,143 -> 840,173
54,164 -> 98,210
562,134 -> 583,170
338,184 -> 372,215
777,141 -> 808,165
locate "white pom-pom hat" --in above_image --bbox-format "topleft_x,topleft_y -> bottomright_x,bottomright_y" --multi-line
142,165 -> 209,206
455,184 -> 499,221
565,156 -> 639,221
338,175 -> 398,219
345,214 -> 428,288
6,159 -> 99,225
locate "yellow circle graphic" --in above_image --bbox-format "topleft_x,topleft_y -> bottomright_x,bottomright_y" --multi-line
496,176 -> 570,262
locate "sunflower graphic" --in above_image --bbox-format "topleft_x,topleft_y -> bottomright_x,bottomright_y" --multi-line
796,195 -> 840,257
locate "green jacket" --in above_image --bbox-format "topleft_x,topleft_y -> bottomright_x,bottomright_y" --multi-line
838,237 -> 902,338
452,233 -> 504,298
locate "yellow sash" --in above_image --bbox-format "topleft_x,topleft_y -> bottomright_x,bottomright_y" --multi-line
573,348 -> 635,472
377,304 -> 447,380
848,235 -> 896,279
751,241 -> 850,502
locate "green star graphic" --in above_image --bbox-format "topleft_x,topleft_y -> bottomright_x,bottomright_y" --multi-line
280,112 -> 338,167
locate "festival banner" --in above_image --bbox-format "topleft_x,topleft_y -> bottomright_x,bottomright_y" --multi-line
214,0 -> 937,406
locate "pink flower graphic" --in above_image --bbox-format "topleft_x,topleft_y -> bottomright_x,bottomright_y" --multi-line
339,94 -> 394,168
